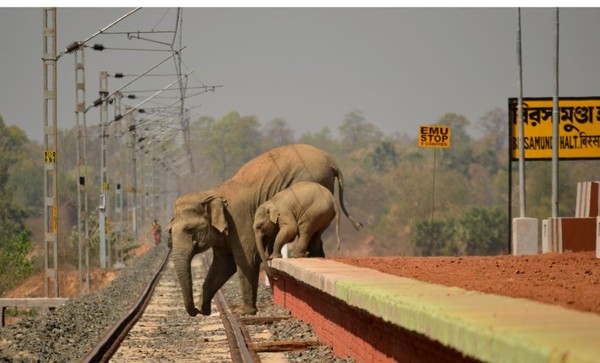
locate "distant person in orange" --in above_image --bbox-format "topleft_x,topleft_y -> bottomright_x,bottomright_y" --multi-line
152,219 -> 162,246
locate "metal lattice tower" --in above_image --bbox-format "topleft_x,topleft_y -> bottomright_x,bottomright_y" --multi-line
42,8 -> 59,297
113,91 -> 124,264
99,71 -> 110,268
74,45 -> 91,294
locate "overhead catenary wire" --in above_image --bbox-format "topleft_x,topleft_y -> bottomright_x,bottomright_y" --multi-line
117,71 -> 194,123
123,85 -> 221,93
60,7 -> 142,58
86,46 -> 186,113
86,45 -> 172,52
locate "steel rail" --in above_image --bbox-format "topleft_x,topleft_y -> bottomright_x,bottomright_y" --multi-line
81,248 -> 171,363
199,254 -> 258,363
81,249 -> 260,363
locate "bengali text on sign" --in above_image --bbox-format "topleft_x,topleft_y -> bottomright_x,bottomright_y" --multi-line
509,97 -> 600,160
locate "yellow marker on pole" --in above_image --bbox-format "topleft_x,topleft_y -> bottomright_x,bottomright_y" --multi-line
53,205 -> 58,233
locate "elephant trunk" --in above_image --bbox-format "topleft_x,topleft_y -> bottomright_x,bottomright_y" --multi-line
171,235 -> 200,317
255,231 -> 274,279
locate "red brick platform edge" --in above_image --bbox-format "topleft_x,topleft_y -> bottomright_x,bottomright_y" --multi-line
272,271 -> 478,363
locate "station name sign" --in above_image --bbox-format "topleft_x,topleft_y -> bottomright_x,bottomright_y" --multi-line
509,97 -> 600,160
419,125 -> 451,148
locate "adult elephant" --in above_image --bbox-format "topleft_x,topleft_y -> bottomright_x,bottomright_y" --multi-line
169,144 -> 362,317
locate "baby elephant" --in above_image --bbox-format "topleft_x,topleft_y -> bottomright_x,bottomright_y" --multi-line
253,181 -> 340,264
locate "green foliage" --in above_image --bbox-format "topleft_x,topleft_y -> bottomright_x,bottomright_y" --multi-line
455,207 -> 508,255
338,110 -> 382,149
411,219 -> 457,256
297,127 -> 338,154
66,212 -> 139,268
111,227 -> 140,264
262,118 -> 296,150
437,113 -> 473,175
3,307 -> 38,318
0,231 -> 34,295
190,112 -> 262,181
365,140 -> 398,172
0,116 -> 36,295
411,207 -> 508,256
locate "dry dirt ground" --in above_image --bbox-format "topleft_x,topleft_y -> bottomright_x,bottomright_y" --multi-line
3,243 -> 155,299
334,251 -> 600,315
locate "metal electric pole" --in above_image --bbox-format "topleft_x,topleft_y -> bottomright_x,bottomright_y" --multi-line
113,91 -> 124,265
99,71 -> 110,268
551,8 -> 560,218
74,44 -> 91,294
127,115 -> 140,241
42,8 -> 59,298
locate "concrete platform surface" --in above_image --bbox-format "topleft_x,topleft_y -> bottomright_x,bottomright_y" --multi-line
271,258 -> 600,363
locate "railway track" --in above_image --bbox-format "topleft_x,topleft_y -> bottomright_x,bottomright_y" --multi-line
82,250 -> 336,363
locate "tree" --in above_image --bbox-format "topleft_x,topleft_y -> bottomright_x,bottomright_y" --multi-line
8,141 -> 44,209
0,231 -> 34,295
298,127 -> 337,154
411,219 -> 457,256
455,207 -> 508,255
477,108 -> 507,151
262,118 -> 295,149
365,140 -> 398,172
436,113 -> 473,175
0,116 -> 34,294
191,112 -> 262,181
0,117 -> 30,245
338,110 -> 381,149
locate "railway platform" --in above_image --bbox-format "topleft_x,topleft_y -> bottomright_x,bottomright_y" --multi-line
271,258 -> 600,363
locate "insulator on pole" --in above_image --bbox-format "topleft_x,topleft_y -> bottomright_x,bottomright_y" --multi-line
65,41 -> 83,54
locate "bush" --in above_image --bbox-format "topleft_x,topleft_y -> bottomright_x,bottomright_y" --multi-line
410,206 -> 508,256
0,231 -> 34,295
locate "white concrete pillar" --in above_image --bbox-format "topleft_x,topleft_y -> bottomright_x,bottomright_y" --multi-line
542,217 -> 562,253
512,217 -> 539,255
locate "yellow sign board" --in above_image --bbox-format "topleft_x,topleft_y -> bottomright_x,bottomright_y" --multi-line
419,126 -> 451,148
53,205 -> 58,233
509,97 -> 600,160
45,151 -> 56,163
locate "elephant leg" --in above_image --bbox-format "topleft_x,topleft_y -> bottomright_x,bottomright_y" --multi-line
234,263 -> 260,315
308,232 -> 325,257
201,252 -> 236,315
271,226 -> 297,259
291,233 -> 313,257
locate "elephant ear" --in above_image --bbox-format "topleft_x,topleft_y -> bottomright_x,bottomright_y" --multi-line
167,217 -> 175,234
268,205 -> 280,225
205,196 -> 228,235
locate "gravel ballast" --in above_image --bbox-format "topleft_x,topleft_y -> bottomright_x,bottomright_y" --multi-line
0,247 -> 354,362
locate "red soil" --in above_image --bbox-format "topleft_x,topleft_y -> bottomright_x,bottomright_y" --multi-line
334,251 -> 600,315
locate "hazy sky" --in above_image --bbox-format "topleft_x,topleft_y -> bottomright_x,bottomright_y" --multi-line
1,7 -> 600,143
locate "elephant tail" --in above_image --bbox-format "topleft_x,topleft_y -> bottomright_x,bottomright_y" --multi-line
334,196 -> 341,251
333,164 -> 363,231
